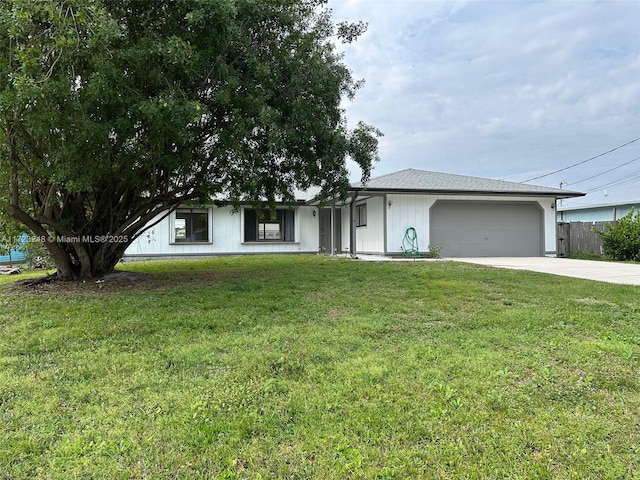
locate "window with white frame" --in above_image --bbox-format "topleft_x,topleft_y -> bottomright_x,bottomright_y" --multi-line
244,209 -> 295,242
174,208 -> 209,243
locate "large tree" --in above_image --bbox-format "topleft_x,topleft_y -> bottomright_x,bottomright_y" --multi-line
0,0 -> 380,280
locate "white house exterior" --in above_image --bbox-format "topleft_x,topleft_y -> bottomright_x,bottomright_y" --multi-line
125,203 -> 321,258
124,169 -> 584,260
340,193 -> 558,257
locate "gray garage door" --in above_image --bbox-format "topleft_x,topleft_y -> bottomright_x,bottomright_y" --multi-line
430,201 -> 543,257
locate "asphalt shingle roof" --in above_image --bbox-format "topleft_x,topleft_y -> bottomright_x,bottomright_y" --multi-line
352,169 -> 584,198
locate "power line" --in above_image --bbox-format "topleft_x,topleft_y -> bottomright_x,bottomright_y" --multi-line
607,184 -> 640,200
583,170 -> 640,193
563,178 -> 640,205
522,136 -> 640,183
568,154 -> 640,187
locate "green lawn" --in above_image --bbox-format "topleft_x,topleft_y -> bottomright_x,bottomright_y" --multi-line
1,255 -> 639,479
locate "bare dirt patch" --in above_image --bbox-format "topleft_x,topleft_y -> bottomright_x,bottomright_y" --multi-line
14,270 -> 152,295
573,297 -> 616,307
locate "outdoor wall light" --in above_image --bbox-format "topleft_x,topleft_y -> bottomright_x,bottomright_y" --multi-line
388,201 -> 393,209
313,209 -> 316,217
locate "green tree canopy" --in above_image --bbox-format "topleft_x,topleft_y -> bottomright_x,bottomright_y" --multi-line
0,0 -> 381,280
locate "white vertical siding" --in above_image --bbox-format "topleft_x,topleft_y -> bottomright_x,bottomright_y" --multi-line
338,197 -> 385,255
385,194 -> 558,256
125,205 -> 319,257
541,198 -> 557,255
129,194 -> 560,259
386,194 -> 433,254
355,196 -> 385,254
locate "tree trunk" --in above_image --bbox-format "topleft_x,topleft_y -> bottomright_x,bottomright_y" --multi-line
6,205 -> 130,280
43,238 -> 80,280
46,240 -> 128,280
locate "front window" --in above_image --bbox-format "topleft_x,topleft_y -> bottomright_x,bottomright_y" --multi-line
244,209 -> 295,242
259,221 -> 282,240
174,208 -> 209,243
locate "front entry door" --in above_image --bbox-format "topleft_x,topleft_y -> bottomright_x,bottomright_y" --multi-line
319,208 -> 341,254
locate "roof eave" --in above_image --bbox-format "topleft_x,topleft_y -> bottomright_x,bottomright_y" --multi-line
350,187 -> 586,199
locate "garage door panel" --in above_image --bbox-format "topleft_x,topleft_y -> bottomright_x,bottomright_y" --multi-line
430,201 -> 543,257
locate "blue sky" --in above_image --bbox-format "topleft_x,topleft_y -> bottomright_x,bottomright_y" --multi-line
329,0 -> 640,206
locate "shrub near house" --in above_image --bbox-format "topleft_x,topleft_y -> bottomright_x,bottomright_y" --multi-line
595,208 -> 640,261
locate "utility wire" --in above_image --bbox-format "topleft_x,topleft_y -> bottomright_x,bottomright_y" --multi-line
563,181 -> 640,206
522,136 -> 640,183
583,170 -> 640,193
607,184 -> 640,199
568,154 -> 640,186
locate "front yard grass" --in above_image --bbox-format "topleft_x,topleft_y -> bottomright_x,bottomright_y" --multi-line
1,255 -> 639,479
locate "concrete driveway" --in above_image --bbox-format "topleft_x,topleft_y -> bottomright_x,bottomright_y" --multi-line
453,257 -> 640,286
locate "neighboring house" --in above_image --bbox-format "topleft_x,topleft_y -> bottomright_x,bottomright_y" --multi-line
0,249 -> 26,264
557,200 -> 639,222
0,233 -> 27,264
124,168 -> 584,260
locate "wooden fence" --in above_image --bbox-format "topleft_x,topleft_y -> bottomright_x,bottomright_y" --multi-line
556,221 -> 612,256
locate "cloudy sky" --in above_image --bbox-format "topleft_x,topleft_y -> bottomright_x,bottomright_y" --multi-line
329,0 -> 640,207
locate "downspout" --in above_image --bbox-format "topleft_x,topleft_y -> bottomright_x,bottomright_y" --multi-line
383,193 -> 388,255
350,191 -> 358,258
331,200 -> 336,255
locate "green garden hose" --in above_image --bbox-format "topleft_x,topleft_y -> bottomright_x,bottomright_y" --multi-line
402,227 -> 420,258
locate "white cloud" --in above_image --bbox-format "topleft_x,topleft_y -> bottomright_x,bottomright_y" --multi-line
330,0 -> 640,204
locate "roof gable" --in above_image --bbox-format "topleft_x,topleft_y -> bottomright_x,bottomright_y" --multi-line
352,169 -> 584,198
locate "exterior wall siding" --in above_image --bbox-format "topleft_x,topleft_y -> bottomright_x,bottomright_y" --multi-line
0,250 -> 26,264
541,198 -> 557,254
558,204 -> 638,222
0,232 -> 28,264
386,194 -> 431,254
384,194 -> 557,256
127,194 -> 559,259
342,194 -> 557,256
355,196 -> 385,253
125,205 -> 319,258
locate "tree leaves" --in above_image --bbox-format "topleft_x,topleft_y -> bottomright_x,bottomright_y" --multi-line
0,0 -> 381,279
